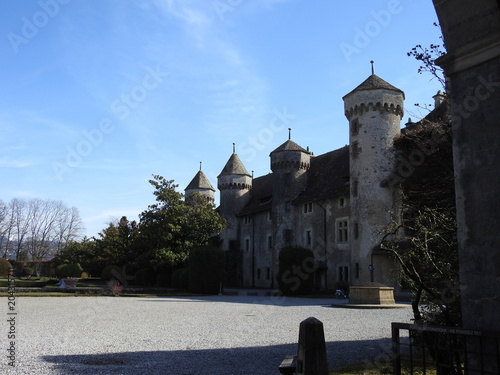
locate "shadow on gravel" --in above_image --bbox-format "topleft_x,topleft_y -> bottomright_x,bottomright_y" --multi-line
132,295 -> 338,307
42,338 -> 395,375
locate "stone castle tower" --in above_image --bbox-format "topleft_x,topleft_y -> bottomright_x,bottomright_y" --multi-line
184,165 -> 215,203
343,74 -> 404,286
269,137 -> 311,282
217,148 -> 252,251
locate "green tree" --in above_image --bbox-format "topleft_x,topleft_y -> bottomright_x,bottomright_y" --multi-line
53,238 -> 101,276
138,175 -> 225,269
94,216 -> 140,268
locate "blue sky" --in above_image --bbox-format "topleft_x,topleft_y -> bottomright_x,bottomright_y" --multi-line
0,0 -> 443,238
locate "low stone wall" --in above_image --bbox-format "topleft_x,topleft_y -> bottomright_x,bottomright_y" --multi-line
349,286 -> 395,305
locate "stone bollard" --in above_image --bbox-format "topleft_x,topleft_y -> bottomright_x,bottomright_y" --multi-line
296,317 -> 329,375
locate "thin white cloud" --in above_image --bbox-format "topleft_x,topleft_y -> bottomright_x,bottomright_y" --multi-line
0,158 -> 38,168
151,0 -> 212,43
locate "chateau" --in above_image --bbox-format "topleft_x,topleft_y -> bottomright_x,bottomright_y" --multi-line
185,73 -> 445,292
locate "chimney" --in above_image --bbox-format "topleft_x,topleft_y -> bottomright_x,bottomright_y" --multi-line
433,90 -> 446,108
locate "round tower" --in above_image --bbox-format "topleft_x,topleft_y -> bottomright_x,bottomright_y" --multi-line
270,138 -> 311,202
217,149 -> 252,251
342,74 -> 404,286
185,165 -> 215,204
269,137 -> 311,278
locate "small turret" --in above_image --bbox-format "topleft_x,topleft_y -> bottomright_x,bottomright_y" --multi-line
217,146 -> 252,251
185,164 -> 215,203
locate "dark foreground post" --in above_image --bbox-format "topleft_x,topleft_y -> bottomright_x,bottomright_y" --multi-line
296,317 -> 329,375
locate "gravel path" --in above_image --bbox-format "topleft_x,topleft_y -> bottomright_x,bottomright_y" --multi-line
1,295 -> 412,374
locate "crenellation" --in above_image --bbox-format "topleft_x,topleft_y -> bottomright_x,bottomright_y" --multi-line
186,72 -> 443,294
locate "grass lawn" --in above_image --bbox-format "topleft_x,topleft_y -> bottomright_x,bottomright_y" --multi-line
0,277 -> 212,297
0,277 -> 56,287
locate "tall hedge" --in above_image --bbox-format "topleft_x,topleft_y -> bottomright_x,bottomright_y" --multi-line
0,258 -> 12,277
277,246 -> 315,296
188,246 -> 225,294
135,267 -> 157,286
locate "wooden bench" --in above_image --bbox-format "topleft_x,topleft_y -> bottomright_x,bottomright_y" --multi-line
279,354 -> 296,375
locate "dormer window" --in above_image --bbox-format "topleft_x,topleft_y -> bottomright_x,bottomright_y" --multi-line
259,196 -> 272,205
303,202 -> 313,213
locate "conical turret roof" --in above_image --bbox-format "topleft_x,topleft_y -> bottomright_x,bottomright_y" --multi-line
270,139 -> 308,155
185,170 -> 215,192
343,74 -> 405,99
218,153 -> 251,177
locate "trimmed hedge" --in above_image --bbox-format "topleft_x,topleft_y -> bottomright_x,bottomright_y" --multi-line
135,267 -> 157,286
0,258 -> 12,277
277,246 -> 315,296
22,267 -> 34,277
171,268 -> 189,289
156,268 -> 172,287
188,246 -> 225,294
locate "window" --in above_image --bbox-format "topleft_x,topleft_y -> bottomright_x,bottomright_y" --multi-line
338,266 -> 349,282
351,118 -> 360,136
257,268 -> 261,280
305,230 -> 312,246
339,197 -> 346,207
244,215 -> 251,224
303,202 -> 313,213
352,179 -> 358,197
266,267 -> 270,280
336,219 -> 349,243
351,141 -> 361,158
268,235 -> 273,250
284,229 -> 293,244
355,263 -> 360,279
245,238 -> 250,252
268,210 -> 272,221
353,222 -> 359,240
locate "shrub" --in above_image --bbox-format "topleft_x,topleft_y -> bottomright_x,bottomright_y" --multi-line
55,263 -> 83,278
22,267 -> 34,277
135,268 -> 157,286
188,246 -> 225,294
66,263 -> 83,277
277,246 -> 315,296
101,265 -> 121,281
0,258 -> 12,277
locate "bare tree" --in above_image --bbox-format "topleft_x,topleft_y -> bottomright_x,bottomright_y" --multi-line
0,198 -> 84,260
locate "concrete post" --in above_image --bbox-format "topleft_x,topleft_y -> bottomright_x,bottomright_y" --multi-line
296,317 -> 329,375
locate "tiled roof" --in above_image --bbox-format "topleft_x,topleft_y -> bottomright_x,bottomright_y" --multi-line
238,174 -> 273,216
343,74 -> 405,99
293,146 -> 350,204
270,139 -> 308,155
238,145 -> 350,215
185,170 -> 215,191
218,153 -> 251,177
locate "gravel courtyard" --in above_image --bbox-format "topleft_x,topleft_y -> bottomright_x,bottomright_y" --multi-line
2,295 -> 412,374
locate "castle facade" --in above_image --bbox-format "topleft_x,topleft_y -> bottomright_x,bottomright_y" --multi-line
185,74 -> 430,291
